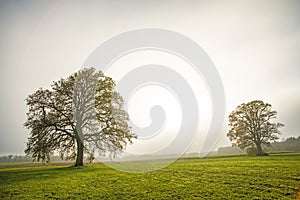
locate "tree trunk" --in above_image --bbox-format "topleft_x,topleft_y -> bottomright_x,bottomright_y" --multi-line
75,138 -> 84,166
255,141 -> 268,156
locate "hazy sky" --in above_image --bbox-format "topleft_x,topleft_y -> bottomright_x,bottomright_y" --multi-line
0,0 -> 299,155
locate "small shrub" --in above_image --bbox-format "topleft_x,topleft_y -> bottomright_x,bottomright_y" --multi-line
246,148 -> 257,156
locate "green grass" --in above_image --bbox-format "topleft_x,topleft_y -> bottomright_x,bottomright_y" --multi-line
0,153 -> 299,199
0,162 -> 30,166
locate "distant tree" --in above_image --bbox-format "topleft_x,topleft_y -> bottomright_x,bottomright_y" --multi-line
7,155 -> 13,162
24,68 -> 136,166
284,136 -> 300,143
270,136 -> 300,152
227,100 -> 284,156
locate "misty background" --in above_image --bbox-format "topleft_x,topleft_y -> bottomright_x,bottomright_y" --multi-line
0,0 -> 299,155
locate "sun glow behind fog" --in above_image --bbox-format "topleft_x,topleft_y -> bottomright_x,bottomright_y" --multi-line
125,85 -> 182,154
105,50 -> 212,154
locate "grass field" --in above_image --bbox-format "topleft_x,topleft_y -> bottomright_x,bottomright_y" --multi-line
0,153 -> 299,199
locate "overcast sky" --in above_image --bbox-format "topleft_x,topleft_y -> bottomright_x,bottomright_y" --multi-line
0,0 -> 299,155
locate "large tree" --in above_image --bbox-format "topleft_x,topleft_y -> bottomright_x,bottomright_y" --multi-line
24,68 -> 136,166
227,100 -> 284,156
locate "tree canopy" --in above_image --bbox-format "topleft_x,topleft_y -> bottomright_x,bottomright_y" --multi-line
227,100 -> 284,156
24,68 -> 136,166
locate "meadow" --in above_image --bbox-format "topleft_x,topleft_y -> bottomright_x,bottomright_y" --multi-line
0,153 -> 299,199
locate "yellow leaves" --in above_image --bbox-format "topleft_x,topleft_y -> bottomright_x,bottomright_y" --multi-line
227,100 -> 284,152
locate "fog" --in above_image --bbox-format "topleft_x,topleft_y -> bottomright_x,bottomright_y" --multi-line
0,0 -> 299,155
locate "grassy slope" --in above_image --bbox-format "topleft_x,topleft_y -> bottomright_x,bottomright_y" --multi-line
0,153 -> 299,199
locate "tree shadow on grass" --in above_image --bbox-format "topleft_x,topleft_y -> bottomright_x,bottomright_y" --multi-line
0,164 -> 107,185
